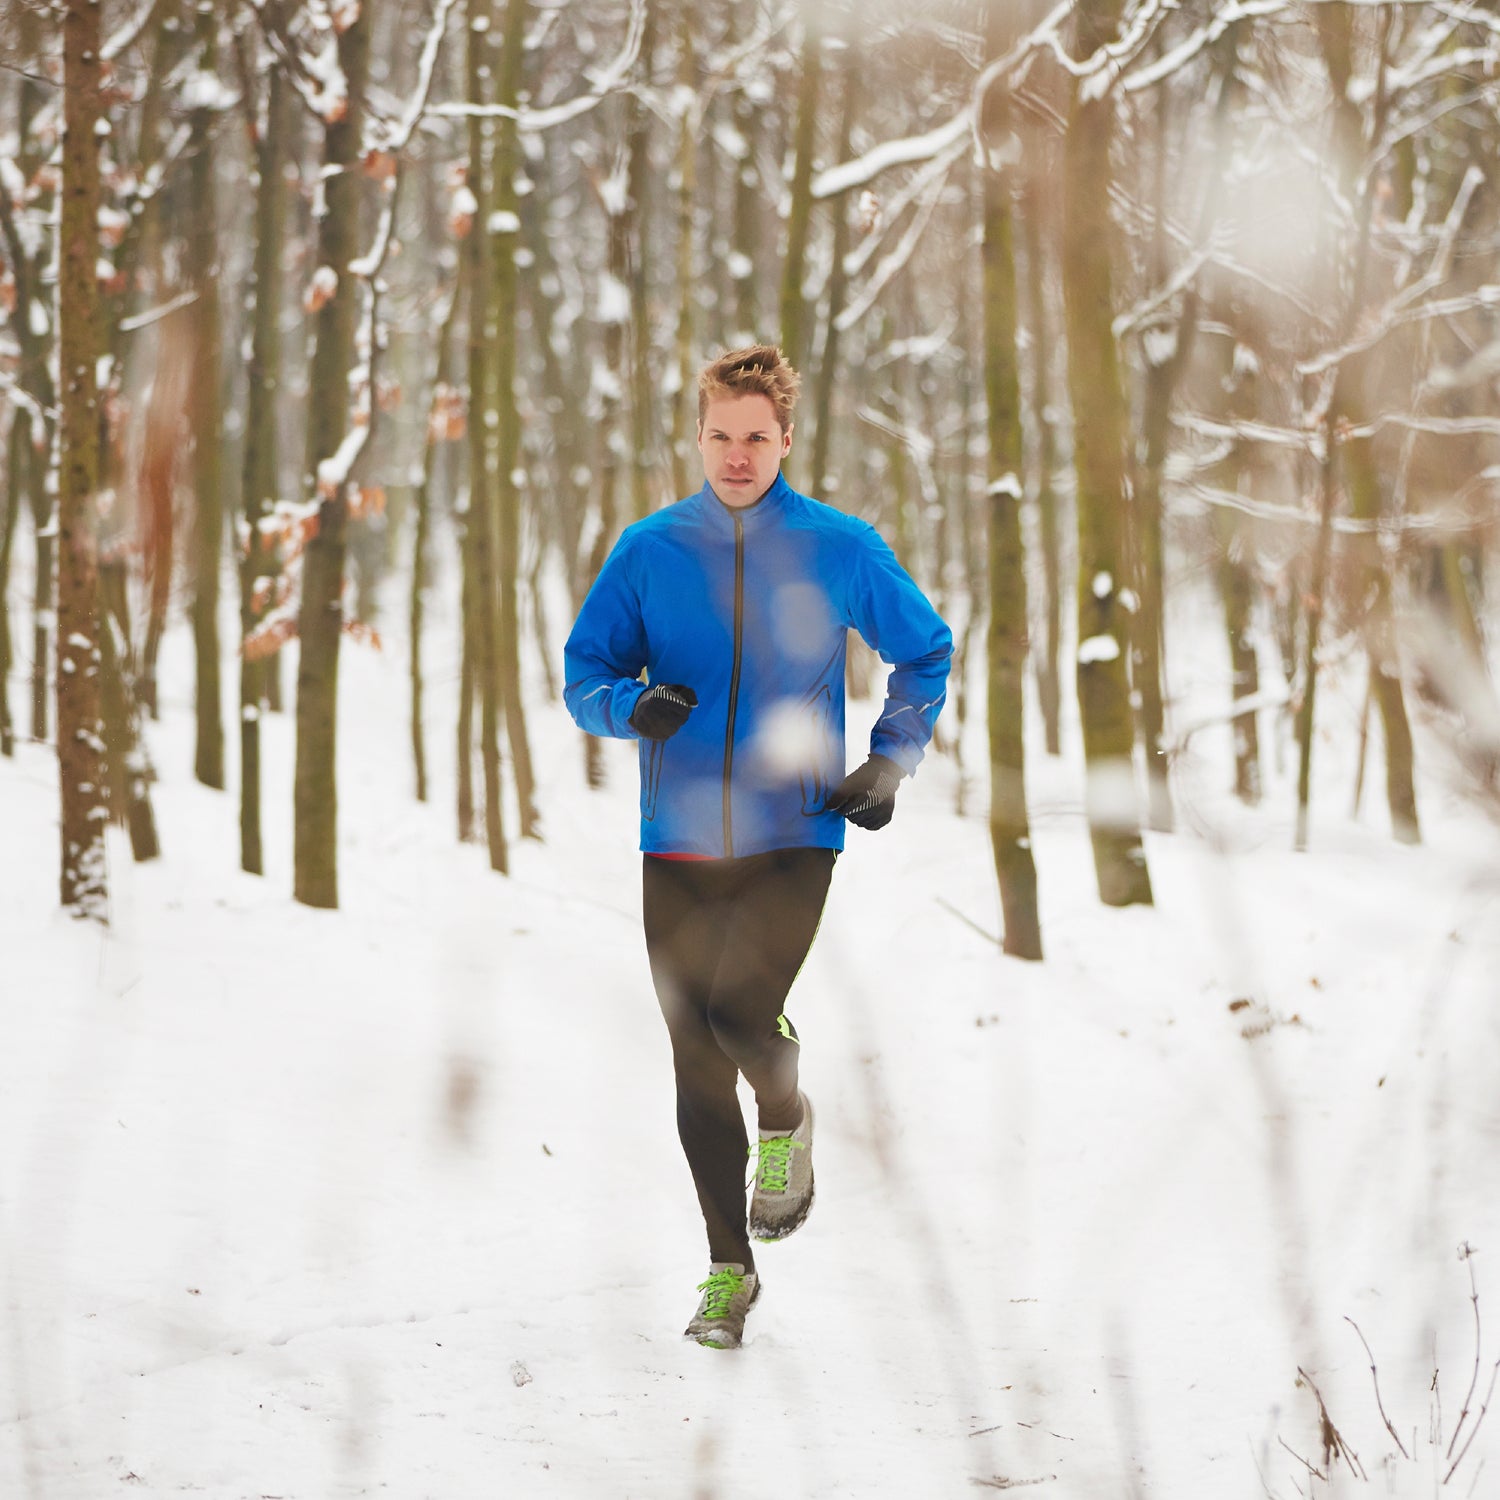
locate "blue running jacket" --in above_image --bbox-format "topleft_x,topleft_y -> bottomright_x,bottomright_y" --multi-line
564,474 -> 953,858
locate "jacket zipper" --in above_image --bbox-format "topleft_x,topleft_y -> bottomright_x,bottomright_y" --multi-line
722,514 -> 745,856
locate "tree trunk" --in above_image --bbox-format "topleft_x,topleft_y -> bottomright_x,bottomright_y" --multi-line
584,93 -> 634,791
494,0 -> 539,840
980,16 -> 1042,959
240,65 -> 289,875
57,0 -> 109,920
668,9 -> 698,502
778,13 -> 822,377
627,0 -> 658,522
98,566 -> 159,861
1059,0 -> 1153,907
1019,158 -> 1061,757
466,0 -> 509,873
1344,429 -> 1420,843
809,38 -> 859,499
3,11 -> 58,747
1130,68 -> 1187,835
293,2 -> 371,909
188,5 -> 225,790
1,420 -> 23,756
1299,7 -> 1409,849
412,287 -> 462,806
729,5 -> 760,343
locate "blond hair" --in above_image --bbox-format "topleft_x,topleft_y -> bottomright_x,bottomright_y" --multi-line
696,344 -> 802,433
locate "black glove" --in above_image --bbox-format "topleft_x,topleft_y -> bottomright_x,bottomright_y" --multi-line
825,753 -> 903,831
630,683 -> 697,741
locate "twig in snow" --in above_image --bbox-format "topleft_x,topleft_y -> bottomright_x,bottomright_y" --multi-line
1448,1246 -> 1488,1463
1276,1436 -> 1327,1485
935,897 -> 1003,949
1345,1316 -> 1412,1460
1296,1366 -> 1367,1481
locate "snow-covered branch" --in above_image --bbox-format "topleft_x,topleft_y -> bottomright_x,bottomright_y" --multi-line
1349,411 -> 1500,441
428,0 -> 645,132
0,370 -> 55,426
1113,244 -> 1215,340
372,0 -> 460,155
245,0 -> 349,124
102,0 -> 170,64
812,111 -> 969,203
1121,0 -> 1289,95
835,164 -> 953,334
1295,167 -> 1486,378
118,289 -> 199,334
703,3 -> 798,85
1172,479 -> 1492,537
855,406 -> 940,509
1173,412 -> 1318,453
843,136 -> 967,281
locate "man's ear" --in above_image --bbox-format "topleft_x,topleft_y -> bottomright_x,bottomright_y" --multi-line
783,423 -> 794,454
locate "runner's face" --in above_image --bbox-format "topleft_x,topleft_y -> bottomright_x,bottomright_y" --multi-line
697,394 -> 792,508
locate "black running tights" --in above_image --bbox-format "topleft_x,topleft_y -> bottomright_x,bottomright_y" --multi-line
642,848 -> 836,1270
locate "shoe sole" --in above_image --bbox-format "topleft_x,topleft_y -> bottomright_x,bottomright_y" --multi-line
750,1178 -> 815,1242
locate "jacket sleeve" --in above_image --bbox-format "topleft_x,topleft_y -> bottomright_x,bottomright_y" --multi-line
843,521 -> 953,775
563,532 -> 650,739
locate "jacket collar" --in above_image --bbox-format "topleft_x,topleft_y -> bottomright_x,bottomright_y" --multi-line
695,471 -> 793,532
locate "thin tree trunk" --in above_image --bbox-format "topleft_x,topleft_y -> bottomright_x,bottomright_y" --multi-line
979,11 -> 1042,960
1060,0 -> 1153,907
1345,429 -> 1420,842
494,0 -> 539,840
1298,7 -> 1406,850
584,96 -> 633,791
1130,65 -> 1183,835
293,2 -> 371,909
627,0 -> 658,522
188,4 -> 225,790
98,565 -> 159,860
809,39 -> 859,499
668,9 -> 697,502
57,0 -> 109,919
467,0 -> 508,872
2,12 -> 58,747
729,6 -> 759,343
412,286 -> 462,806
778,13 -> 822,378
1,420 -> 23,755
1020,162 -> 1061,757
240,65 -> 288,875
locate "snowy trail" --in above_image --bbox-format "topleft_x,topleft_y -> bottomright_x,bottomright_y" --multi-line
3,642 -> 1499,1498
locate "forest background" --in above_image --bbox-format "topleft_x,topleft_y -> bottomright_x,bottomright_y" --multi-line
3,0 -> 1500,1494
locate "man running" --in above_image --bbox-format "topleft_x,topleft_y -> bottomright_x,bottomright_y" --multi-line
564,345 -> 951,1349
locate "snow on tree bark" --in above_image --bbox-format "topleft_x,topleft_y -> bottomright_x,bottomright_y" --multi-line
1060,0 -> 1153,908
57,0 -> 109,921
293,0 -> 371,909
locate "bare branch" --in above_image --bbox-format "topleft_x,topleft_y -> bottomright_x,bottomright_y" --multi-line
1448,1246 -> 1486,1464
1344,1317 -> 1412,1461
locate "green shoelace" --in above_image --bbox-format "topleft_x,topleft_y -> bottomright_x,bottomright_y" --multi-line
750,1134 -> 805,1194
696,1268 -> 748,1321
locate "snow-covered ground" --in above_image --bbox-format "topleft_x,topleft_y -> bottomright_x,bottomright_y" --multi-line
3,602 -> 1499,1499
